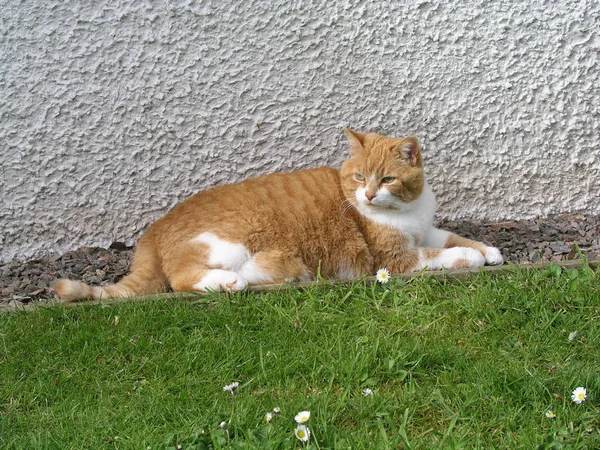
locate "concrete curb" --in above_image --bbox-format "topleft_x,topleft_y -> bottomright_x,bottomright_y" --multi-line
4,259 -> 598,313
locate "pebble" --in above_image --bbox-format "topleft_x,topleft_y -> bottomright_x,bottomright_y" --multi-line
550,242 -> 572,254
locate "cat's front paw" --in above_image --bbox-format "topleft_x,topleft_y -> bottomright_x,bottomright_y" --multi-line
447,247 -> 486,269
484,246 -> 504,265
419,247 -> 485,271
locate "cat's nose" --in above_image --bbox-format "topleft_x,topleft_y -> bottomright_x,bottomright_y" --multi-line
365,192 -> 376,201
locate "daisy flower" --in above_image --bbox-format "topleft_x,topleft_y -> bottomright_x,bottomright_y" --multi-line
568,331 -> 578,341
265,412 -> 273,423
222,381 -> 239,394
273,406 -> 281,414
362,388 -> 374,397
545,410 -> 556,419
294,424 -> 311,442
376,268 -> 390,284
572,387 -> 587,404
294,410 -> 311,423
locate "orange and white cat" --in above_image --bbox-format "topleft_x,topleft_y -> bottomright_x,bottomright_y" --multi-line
55,129 -> 503,301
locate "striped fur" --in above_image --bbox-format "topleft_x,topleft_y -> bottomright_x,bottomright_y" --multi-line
55,129 -> 502,302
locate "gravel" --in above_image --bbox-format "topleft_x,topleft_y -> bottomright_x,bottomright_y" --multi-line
1,212 -> 598,308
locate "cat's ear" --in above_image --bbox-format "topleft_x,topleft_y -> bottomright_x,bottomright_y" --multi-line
343,128 -> 367,155
395,137 -> 422,167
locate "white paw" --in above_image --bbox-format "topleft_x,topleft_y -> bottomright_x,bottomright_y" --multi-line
193,269 -> 248,293
484,246 -> 504,265
432,247 -> 485,269
450,247 -> 486,268
421,247 -> 485,270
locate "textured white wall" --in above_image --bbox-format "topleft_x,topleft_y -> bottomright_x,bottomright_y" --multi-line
1,0 -> 599,262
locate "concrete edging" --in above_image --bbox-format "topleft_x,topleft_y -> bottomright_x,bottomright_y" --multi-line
3,258 -> 597,313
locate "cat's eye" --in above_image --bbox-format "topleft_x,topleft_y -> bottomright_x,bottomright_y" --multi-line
354,173 -> 365,181
381,176 -> 396,184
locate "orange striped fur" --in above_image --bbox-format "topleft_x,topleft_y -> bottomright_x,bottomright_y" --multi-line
55,129 -> 502,302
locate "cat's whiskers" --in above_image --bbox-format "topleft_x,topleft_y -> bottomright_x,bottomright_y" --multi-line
339,199 -> 356,216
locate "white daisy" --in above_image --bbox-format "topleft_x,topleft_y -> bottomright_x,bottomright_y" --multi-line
376,268 -> 390,284
572,387 -> 587,404
568,331 -> 578,341
294,424 -> 311,442
362,388 -> 374,397
218,421 -> 228,429
294,410 -> 311,423
273,406 -> 281,414
265,412 -> 273,423
545,410 -> 556,419
222,381 -> 239,393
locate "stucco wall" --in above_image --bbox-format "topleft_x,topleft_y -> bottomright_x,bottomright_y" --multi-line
1,0 -> 599,262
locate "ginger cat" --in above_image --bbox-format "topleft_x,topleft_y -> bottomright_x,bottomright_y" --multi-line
55,129 -> 503,301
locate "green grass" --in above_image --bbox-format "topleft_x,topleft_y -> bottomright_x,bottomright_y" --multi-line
1,263 -> 599,449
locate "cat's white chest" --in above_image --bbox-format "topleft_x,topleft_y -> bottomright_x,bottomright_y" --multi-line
357,183 -> 437,246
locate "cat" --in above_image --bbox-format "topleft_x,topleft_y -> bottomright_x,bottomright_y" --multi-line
55,129 -> 503,301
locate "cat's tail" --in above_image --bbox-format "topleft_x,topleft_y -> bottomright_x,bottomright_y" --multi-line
54,239 -> 168,302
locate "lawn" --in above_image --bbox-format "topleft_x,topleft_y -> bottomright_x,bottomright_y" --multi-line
0,263 -> 599,449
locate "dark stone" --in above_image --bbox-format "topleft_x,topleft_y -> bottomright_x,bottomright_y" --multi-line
530,250 -> 541,262
110,242 -> 131,251
550,242 -> 573,254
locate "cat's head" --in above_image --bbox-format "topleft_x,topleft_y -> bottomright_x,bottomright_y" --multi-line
340,129 -> 425,211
